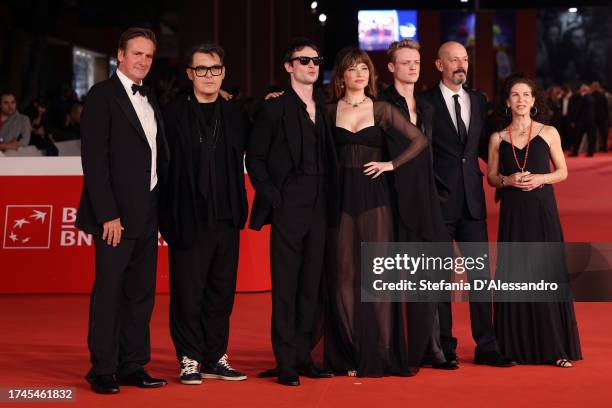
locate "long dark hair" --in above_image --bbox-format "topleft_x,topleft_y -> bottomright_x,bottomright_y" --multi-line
493,74 -> 550,132
330,47 -> 377,101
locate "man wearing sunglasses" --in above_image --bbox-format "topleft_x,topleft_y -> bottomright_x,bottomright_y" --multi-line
160,43 -> 249,385
246,37 -> 338,386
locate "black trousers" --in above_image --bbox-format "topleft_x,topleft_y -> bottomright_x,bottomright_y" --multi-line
86,190 -> 158,380
270,174 -> 327,377
572,125 -> 597,156
560,118 -> 575,151
596,120 -> 609,152
438,198 -> 498,359
169,220 -> 239,364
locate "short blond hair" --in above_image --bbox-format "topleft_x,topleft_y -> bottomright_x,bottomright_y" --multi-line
387,39 -> 421,62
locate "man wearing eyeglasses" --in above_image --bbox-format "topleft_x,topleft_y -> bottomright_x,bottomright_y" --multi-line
246,37 -> 338,386
160,43 -> 249,385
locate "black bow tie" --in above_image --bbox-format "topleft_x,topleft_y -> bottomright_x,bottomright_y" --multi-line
131,83 -> 147,96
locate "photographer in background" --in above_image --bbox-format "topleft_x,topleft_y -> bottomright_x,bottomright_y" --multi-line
0,92 -> 31,152
25,98 -> 59,156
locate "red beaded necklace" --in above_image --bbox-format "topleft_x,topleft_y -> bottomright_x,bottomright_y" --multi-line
507,120 -> 534,172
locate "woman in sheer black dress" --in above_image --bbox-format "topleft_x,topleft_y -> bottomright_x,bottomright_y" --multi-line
322,47 -> 448,377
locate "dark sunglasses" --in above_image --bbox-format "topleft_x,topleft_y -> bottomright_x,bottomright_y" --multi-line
189,65 -> 224,77
288,56 -> 324,66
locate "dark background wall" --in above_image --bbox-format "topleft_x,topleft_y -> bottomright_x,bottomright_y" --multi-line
0,0 -> 610,108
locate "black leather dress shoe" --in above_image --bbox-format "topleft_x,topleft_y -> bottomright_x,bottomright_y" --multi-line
298,364 -> 334,378
474,352 -> 516,367
444,352 -> 458,363
278,374 -> 300,386
118,370 -> 168,388
432,360 -> 459,370
88,375 -> 120,394
257,367 -> 279,378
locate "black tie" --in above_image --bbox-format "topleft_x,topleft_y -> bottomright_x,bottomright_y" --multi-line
453,94 -> 468,144
131,83 -> 147,96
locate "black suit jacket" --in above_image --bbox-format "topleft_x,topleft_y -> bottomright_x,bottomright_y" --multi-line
76,74 -> 169,239
575,94 -> 597,127
418,85 -> 489,221
592,91 -> 609,123
378,85 -> 433,142
246,88 -> 339,231
159,92 -> 249,247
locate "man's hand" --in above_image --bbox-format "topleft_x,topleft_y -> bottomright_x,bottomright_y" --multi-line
265,91 -> 284,100
219,89 -> 234,101
0,140 -> 21,151
102,218 -> 124,247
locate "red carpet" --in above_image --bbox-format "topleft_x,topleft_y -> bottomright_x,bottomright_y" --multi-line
1,153 -> 611,407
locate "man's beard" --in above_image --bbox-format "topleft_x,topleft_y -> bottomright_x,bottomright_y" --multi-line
452,70 -> 467,85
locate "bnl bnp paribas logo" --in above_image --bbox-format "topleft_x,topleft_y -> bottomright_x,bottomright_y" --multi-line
3,205 -> 167,249
3,205 -> 53,249
3,205 -> 90,249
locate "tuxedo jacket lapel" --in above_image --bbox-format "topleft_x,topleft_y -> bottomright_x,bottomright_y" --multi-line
282,95 -> 302,167
111,74 -> 150,146
434,86 -> 460,140
416,98 -> 434,144
148,91 -> 167,147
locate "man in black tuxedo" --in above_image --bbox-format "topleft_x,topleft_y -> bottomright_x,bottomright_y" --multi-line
76,27 -> 169,394
418,41 -> 513,367
571,84 -> 598,157
160,43 -> 249,385
560,86 -> 579,151
591,82 -> 609,153
246,38 -> 338,386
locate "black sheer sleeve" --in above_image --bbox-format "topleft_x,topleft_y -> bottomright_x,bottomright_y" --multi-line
373,101 -> 448,242
374,101 -> 428,168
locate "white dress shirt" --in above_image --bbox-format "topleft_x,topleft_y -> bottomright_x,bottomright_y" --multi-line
116,68 -> 158,190
439,81 -> 471,134
562,92 -> 572,117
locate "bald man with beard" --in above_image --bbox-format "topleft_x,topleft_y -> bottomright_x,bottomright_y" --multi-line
418,42 -> 515,368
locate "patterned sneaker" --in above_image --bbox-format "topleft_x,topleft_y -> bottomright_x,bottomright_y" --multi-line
180,356 -> 202,385
201,354 -> 247,381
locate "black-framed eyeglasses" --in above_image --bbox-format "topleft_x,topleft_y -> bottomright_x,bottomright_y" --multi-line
189,65 -> 224,77
288,56 -> 324,66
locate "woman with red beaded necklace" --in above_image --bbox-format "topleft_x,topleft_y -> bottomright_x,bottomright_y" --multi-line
486,74 -> 582,368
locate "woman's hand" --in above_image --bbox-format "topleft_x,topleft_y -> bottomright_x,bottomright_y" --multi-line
363,161 -> 394,179
520,173 -> 546,191
505,171 -> 530,188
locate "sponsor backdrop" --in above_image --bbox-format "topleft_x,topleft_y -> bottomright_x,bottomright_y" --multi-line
0,160 -> 272,293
